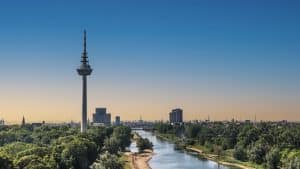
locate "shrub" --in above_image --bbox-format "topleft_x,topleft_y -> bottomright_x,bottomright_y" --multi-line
136,137 -> 153,153
266,147 -> 281,169
233,146 -> 248,161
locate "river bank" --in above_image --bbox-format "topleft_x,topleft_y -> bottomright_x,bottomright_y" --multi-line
127,132 -> 154,169
156,132 -> 259,169
186,147 -> 255,169
124,149 -> 154,169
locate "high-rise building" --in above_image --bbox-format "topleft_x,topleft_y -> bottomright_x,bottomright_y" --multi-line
92,108 -> 111,125
169,108 -> 183,124
115,116 -> 120,125
106,113 -> 111,125
77,30 -> 93,132
0,119 -> 4,125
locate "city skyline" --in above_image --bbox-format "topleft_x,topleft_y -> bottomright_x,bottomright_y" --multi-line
0,1 -> 300,122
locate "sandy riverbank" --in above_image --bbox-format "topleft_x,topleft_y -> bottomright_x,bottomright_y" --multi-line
187,147 -> 255,169
125,149 -> 154,169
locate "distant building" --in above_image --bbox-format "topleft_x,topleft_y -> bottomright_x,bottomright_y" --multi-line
115,116 -> 120,125
31,123 -> 43,128
106,113 -> 111,125
92,108 -> 111,125
245,120 -> 251,123
0,119 -> 4,125
169,108 -> 183,124
69,120 -> 80,128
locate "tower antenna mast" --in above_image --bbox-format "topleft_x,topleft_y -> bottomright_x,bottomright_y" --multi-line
77,30 -> 93,132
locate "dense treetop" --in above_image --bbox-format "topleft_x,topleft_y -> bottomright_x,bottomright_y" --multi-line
0,124 -> 131,169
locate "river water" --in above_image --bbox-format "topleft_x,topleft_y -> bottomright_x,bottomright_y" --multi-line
130,130 -> 236,169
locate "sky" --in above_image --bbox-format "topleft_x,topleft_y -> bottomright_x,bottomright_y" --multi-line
0,0 -> 300,123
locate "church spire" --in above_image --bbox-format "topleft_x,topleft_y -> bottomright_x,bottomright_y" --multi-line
22,116 -> 25,126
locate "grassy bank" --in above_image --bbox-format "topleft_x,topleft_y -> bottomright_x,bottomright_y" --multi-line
155,132 -> 262,169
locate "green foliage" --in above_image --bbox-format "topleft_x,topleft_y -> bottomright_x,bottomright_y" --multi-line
155,121 -> 300,168
0,142 -> 37,159
233,145 -> 248,161
285,157 -> 300,169
281,149 -> 300,169
103,137 -> 121,154
112,126 -> 131,151
16,147 -> 50,159
185,124 -> 200,138
266,147 -> 281,169
15,154 -> 48,169
53,136 -> 99,169
136,137 -> 153,152
238,127 -> 260,147
0,132 -> 16,146
0,124 -> 132,169
80,127 -> 107,149
184,138 -> 195,145
0,154 -> 14,169
90,152 -> 123,169
248,142 -> 268,164
154,122 -> 173,134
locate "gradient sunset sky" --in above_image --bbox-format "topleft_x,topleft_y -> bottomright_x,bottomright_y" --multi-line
0,0 -> 300,123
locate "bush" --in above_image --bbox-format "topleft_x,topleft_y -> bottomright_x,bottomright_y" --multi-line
103,137 -> 120,154
90,152 -> 122,169
266,147 -> 281,169
136,137 -> 153,153
233,146 -> 248,161
248,142 -> 268,164
0,155 -> 14,169
15,155 -> 47,169
285,156 -> 300,169
184,139 -> 195,145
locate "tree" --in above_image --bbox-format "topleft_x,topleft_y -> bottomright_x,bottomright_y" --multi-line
238,127 -> 260,147
0,155 -> 14,169
266,147 -> 281,169
248,142 -> 267,164
53,136 -> 97,169
112,126 -> 131,150
0,132 -> 16,146
15,155 -> 48,169
103,137 -> 120,154
213,145 -> 223,159
185,125 -> 200,138
16,147 -> 50,159
136,137 -> 153,153
61,143 -> 89,169
90,152 -> 122,169
285,156 -> 300,169
233,145 -> 248,161
0,142 -> 36,159
82,127 -> 107,149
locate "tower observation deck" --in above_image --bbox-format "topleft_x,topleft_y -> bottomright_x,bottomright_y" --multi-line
77,30 -> 93,132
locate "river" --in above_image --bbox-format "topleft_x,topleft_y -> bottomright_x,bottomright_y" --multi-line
130,130 -> 237,169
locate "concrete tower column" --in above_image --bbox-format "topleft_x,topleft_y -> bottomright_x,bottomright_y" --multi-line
77,30 -> 92,132
81,75 -> 87,132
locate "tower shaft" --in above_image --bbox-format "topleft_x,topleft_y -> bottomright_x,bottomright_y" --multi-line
77,30 -> 92,133
81,76 -> 87,132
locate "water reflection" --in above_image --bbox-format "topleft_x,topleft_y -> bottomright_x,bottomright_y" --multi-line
130,130 -> 235,169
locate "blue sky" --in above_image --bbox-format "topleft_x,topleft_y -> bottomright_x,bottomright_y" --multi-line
0,0 -> 299,122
